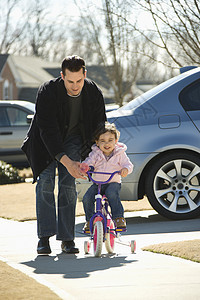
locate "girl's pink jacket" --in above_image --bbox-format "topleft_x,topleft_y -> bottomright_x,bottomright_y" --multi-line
83,142 -> 133,183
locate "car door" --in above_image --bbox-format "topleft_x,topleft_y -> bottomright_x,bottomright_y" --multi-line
0,104 -> 30,160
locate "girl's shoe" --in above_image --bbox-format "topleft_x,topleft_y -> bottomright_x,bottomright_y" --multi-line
83,221 -> 90,233
114,217 -> 126,228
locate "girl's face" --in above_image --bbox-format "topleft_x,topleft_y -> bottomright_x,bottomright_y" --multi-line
96,131 -> 117,156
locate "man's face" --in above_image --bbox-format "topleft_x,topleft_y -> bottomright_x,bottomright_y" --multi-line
61,68 -> 86,96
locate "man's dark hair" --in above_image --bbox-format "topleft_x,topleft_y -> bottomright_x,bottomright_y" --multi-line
61,55 -> 86,75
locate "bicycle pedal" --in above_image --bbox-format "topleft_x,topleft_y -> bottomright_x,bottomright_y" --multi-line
116,227 -> 127,232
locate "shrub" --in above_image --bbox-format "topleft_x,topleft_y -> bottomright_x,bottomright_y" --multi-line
0,161 -> 25,185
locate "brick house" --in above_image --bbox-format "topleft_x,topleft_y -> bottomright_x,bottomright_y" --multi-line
0,54 -> 18,100
0,54 -> 61,102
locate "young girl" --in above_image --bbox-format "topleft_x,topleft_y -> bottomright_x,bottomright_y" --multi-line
81,122 -> 133,232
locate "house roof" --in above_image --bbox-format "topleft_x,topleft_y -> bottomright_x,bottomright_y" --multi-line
10,55 -> 60,87
87,65 -> 111,89
18,87 -> 39,103
0,54 -> 9,74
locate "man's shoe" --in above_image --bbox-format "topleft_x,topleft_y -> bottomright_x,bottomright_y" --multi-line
61,241 -> 79,254
37,237 -> 51,255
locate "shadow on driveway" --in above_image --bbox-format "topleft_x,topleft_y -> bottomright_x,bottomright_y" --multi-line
126,213 -> 200,235
21,254 -> 137,279
75,213 -> 200,237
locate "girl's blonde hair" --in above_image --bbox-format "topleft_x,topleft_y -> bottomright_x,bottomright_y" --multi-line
94,122 -> 120,141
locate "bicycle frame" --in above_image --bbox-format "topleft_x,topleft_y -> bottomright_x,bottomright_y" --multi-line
83,170 -> 136,256
86,170 -> 122,235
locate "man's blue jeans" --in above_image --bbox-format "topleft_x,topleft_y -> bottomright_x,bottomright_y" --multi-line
82,182 -> 123,221
36,135 -> 82,241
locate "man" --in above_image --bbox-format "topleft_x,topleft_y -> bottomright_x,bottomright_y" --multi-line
22,55 -> 106,254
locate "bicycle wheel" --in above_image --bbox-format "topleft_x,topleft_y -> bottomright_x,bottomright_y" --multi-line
93,221 -> 103,257
105,219 -> 115,253
84,240 -> 90,254
131,240 -> 136,253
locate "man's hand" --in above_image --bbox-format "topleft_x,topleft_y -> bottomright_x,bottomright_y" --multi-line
120,168 -> 128,177
60,155 -> 87,179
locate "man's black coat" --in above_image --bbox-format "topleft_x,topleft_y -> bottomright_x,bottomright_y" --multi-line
21,77 -> 106,182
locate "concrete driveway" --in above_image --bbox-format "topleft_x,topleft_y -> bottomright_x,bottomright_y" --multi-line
1,210 -> 200,300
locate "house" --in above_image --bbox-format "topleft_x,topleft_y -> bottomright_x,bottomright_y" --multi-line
0,54 -> 17,100
0,54 -> 61,102
0,54 -> 155,104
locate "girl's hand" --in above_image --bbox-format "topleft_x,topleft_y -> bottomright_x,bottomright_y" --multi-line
120,168 -> 128,177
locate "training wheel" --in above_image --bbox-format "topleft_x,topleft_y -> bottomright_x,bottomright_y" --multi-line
84,240 -> 90,254
130,240 -> 136,253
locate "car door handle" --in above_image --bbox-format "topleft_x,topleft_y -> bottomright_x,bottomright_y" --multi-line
0,131 -> 13,135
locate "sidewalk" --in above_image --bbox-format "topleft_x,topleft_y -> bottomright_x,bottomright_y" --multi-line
1,211 -> 200,300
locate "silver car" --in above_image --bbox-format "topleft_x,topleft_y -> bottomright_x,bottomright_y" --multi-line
77,67 -> 200,220
0,100 -> 35,167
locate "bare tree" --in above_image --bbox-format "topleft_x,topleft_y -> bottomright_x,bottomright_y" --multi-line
128,0 -> 200,67
0,0 -> 27,54
3,0 -> 70,61
0,0 -> 68,59
24,0 -> 61,59
72,0 -> 157,106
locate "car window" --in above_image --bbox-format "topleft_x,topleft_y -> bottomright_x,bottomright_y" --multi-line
179,79 -> 200,111
120,73 -> 184,112
0,107 -> 10,126
6,107 -> 28,126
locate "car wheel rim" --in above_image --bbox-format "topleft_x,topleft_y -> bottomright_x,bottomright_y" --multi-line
153,159 -> 200,214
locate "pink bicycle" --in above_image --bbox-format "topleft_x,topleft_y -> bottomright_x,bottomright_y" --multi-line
83,169 -> 136,257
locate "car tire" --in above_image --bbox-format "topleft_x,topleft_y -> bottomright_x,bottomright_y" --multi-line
145,151 -> 200,220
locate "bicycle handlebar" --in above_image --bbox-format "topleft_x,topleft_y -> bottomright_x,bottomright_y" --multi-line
86,170 -> 120,185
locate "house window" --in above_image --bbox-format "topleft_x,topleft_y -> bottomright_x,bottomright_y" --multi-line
9,82 -> 13,99
3,79 -> 10,100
